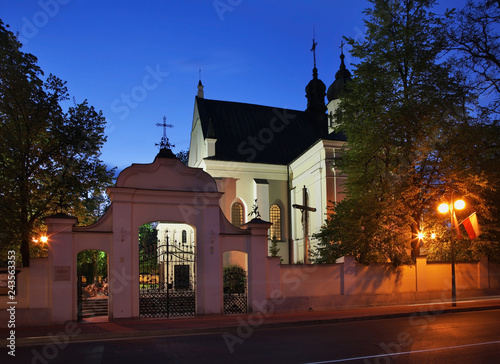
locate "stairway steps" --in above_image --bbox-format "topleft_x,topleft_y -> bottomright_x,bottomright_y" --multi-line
81,298 -> 108,317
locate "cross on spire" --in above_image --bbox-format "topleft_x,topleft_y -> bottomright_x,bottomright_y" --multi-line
311,27 -> 318,68
340,39 -> 345,55
155,116 -> 175,150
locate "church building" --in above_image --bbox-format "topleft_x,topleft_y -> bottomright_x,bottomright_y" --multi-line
188,46 -> 353,264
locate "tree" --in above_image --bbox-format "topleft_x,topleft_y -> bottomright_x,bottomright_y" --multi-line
139,222 -> 158,252
175,149 -> 189,165
445,0 -> 500,115
77,250 -> 108,285
269,235 -> 280,257
0,20 -> 114,267
314,0 -> 499,266
223,265 -> 246,294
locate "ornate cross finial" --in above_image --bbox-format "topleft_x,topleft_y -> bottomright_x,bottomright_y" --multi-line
248,199 -> 261,219
311,26 -> 318,68
155,116 -> 175,150
340,39 -> 345,55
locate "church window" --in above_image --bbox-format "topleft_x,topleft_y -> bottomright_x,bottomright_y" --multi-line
270,204 -> 282,240
231,202 -> 244,227
182,230 -> 187,244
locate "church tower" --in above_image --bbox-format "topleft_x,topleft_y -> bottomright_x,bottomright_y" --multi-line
327,45 -> 352,133
305,34 -> 327,135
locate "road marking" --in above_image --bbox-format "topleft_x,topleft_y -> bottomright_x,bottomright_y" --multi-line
304,340 -> 500,364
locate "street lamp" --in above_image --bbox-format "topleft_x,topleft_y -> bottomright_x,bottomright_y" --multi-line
438,193 -> 465,307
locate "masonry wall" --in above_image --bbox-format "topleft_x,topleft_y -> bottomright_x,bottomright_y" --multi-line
0,259 -> 51,327
274,256 -> 500,312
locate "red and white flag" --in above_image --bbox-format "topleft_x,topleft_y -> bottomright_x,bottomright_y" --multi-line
462,212 -> 481,240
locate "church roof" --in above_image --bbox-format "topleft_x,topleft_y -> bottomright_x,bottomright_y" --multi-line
196,97 -> 345,165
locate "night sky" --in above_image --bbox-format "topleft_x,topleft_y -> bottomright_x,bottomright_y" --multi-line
1,0 -> 464,172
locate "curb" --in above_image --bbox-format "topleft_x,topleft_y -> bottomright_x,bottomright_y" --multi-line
8,304 -> 500,347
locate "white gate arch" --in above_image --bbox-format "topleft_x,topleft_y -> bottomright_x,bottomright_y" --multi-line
46,149 -> 270,324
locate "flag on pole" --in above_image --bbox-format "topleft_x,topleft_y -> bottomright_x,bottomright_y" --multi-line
462,212 -> 481,240
453,213 -> 462,239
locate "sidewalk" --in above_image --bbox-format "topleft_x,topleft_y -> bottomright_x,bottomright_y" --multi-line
4,296 -> 500,347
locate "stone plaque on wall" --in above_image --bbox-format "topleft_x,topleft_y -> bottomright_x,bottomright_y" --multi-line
54,266 -> 71,281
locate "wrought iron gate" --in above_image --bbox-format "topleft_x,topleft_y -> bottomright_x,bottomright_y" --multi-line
223,264 -> 248,314
139,232 -> 196,318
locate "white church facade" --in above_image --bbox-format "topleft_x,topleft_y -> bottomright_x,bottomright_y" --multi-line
188,52 -> 353,264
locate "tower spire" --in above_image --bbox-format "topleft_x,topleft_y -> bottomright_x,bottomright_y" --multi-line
326,38 -> 352,103
339,39 -> 346,71
197,68 -> 204,98
305,27 -> 327,132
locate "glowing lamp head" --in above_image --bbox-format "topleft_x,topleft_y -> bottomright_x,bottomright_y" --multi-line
454,199 -> 465,210
417,232 -> 424,240
40,235 -> 48,244
431,233 -> 436,239
438,203 -> 449,214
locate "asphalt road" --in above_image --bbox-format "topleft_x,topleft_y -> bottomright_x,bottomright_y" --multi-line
3,309 -> 500,364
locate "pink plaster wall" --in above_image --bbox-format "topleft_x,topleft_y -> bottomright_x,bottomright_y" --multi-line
275,256 -> 500,312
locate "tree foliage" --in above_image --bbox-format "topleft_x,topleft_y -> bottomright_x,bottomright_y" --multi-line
314,0 -> 500,266
175,149 -> 189,165
223,265 -> 246,294
139,222 -> 158,252
0,20 -> 114,266
445,0 -> 500,115
77,250 -> 108,285
269,235 -> 280,257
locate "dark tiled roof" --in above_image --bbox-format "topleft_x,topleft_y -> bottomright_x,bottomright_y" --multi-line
196,97 -> 345,165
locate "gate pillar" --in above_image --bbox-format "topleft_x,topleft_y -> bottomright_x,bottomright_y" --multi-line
46,214 -> 78,324
196,205 -> 223,315
242,218 -> 272,312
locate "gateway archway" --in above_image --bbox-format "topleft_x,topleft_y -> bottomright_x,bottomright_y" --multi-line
139,222 -> 196,318
45,149 -> 271,324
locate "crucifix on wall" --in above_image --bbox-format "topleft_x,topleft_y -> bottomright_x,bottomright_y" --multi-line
292,186 -> 316,264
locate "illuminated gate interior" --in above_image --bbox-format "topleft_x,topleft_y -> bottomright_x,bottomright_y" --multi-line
139,222 -> 196,318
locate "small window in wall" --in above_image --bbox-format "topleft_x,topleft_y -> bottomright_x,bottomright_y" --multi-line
270,204 -> 282,240
231,202 -> 244,227
182,230 -> 187,244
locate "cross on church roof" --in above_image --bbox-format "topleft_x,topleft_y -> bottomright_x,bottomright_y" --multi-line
340,39 -> 345,54
311,27 -> 318,68
155,116 -> 175,150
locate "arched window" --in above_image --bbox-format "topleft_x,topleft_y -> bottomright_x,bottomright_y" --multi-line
182,230 -> 187,244
270,204 -> 282,241
231,202 -> 244,227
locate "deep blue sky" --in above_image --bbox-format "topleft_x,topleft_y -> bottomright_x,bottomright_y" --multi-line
1,0 -> 464,172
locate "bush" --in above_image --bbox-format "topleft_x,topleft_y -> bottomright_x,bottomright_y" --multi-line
223,265 -> 246,294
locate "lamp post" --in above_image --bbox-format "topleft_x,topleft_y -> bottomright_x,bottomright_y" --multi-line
438,192 -> 465,307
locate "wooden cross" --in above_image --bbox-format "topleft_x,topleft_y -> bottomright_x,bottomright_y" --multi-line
292,186 -> 316,264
